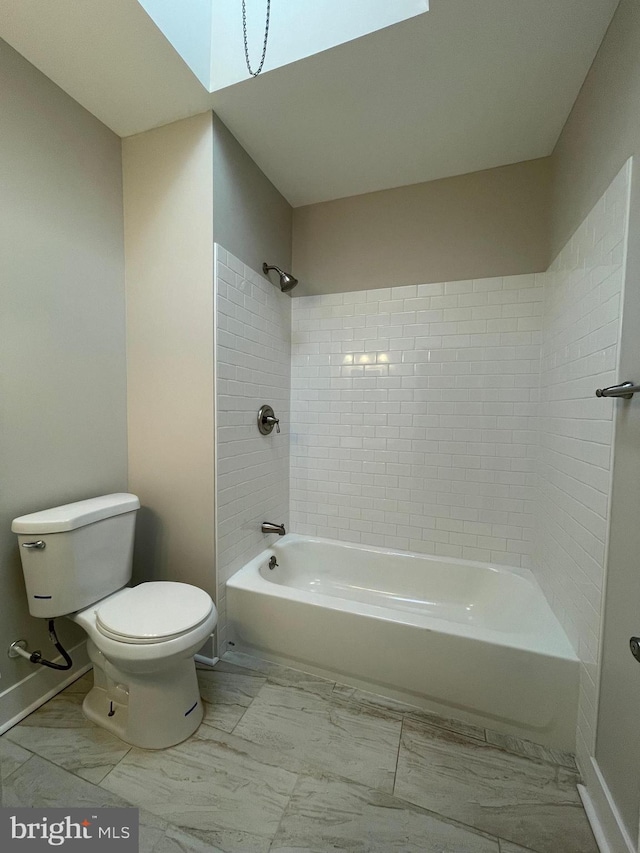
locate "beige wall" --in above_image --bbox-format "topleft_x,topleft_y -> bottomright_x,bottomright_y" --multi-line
0,41 -> 127,698
212,114 -> 292,276
123,114 -> 216,605
124,111 -> 294,660
551,0 -> 640,257
292,158 -> 551,296
551,0 -> 640,843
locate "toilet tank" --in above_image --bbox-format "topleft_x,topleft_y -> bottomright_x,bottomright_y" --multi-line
12,494 -> 140,619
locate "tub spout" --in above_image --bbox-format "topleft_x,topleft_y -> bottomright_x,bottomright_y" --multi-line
262,521 -> 286,536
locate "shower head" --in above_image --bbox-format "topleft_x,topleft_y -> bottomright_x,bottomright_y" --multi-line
263,263 -> 298,293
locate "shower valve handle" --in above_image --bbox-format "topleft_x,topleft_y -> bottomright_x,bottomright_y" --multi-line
257,404 -> 281,435
264,415 -> 280,433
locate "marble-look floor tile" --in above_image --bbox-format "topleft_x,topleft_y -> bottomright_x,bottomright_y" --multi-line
153,825 -> 226,853
195,720 -> 360,786
270,773 -> 500,853
221,652 -> 335,697
3,753 -> 131,809
197,665 -> 266,733
331,683 -> 356,700
5,691 -> 130,784
404,708 -> 486,741
100,732 -> 298,852
394,719 -> 597,853
209,660 -> 259,676
138,811 -> 171,853
331,685 -> 405,717
233,683 -> 402,793
0,737 -> 32,781
2,753 -> 166,853
0,653 -> 594,853
195,721 -> 335,783
336,685 -> 486,742
498,840 -> 539,853
484,730 -> 577,772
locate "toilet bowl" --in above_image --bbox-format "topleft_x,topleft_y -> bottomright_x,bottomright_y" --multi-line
72,581 -> 217,749
12,493 -> 218,750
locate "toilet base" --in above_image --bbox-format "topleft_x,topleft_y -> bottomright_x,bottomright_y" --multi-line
83,641 -> 204,749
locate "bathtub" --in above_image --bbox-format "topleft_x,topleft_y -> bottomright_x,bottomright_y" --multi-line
226,534 -> 578,750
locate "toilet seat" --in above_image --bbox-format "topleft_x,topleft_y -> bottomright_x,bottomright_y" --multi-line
95,582 -> 213,645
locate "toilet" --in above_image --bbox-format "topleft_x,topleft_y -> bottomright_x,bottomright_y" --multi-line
12,493 -> 217,749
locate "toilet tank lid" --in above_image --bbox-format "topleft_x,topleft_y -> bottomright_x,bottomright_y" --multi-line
12,493 -> 140,534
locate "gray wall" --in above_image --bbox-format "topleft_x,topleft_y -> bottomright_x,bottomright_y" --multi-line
551,0 -> 640,839
292,158 -> 552,296
0,41 -> 128,695
212,114 -> 292,276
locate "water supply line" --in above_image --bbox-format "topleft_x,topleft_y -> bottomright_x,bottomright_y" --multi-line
8,620 -> 73,670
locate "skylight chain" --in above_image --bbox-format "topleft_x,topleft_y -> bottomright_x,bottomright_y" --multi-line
243,0 -> 271,78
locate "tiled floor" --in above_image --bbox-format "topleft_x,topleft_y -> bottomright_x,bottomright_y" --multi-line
0,653 -> 597,853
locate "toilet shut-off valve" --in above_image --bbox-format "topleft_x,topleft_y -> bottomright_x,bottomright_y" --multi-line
8,620 -> 73,670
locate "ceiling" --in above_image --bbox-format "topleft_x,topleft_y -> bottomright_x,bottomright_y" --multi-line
0,0 -> 619,207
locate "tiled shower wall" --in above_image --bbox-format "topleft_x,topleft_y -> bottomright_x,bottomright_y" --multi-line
290,276 -> 542,567
536,160 -> 631,767
215,245 -> 291,652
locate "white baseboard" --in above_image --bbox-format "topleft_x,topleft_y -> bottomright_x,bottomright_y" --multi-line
579,757 -> 636,853
0,641 -> 91,736
579,785 -> 613,853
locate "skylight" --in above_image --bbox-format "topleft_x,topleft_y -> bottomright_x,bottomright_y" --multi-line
137,0 -> 429,93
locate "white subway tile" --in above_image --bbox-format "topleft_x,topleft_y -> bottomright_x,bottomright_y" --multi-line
291,273 -> 541,569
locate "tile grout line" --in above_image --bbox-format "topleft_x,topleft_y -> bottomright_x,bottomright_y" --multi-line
0,749 -> 37,789
265,775 -> 301,853
392,716 -> 404,795
228,699 -> 254,735
97,746 -> 132,789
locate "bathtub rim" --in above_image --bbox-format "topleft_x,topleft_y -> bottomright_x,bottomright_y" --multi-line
263,532 -> 541,583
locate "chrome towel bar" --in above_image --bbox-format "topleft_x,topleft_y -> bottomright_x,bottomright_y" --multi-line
595,381 -> 640,399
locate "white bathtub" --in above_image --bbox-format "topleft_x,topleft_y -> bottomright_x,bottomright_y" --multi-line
226,534 -> 578,750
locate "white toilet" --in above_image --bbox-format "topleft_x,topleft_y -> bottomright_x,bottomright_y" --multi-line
12,493 -> 217,749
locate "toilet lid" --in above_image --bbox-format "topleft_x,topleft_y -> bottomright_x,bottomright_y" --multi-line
96,582 -> 213,642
